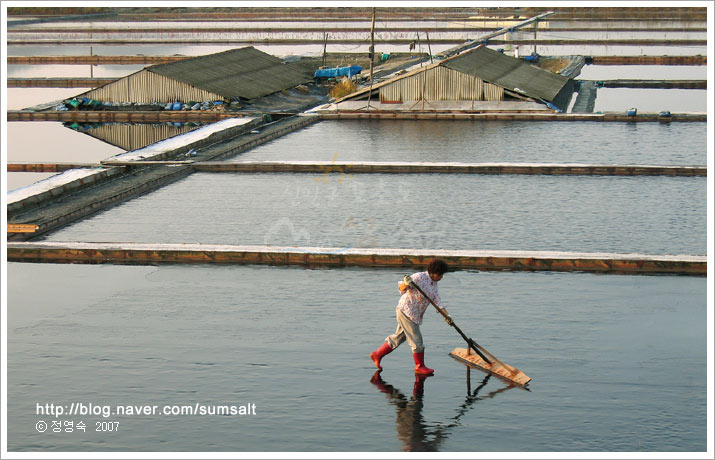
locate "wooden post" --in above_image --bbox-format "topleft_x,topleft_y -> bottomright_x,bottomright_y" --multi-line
426,31 -> 433,63
421,71 -> 426,111
472,73 -> 477,111
366,7 -> 376,111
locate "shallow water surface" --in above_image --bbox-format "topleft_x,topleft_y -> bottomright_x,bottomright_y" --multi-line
7,263 -> 706,452
45,172 -> 706,256
233,120 -> 707,165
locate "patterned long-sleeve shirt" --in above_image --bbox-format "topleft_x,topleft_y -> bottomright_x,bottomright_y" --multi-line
396,271 -> 442,325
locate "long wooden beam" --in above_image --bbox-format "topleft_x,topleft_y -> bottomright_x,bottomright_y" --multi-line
588,79 -> 706,89
7,26 -> 707,33
191,161 -> 707,177
7,55 -> 188,65
590,55 -> 706,65
7,110 -> 241,122
6,38 -> 706,46
8,55 -> 706,66
7,161 -> 194,172
7,162 -> 101,172
7,11 -> 708,22
320,112 -> 706,122
7,224 -> 39,234
7,77 -> 118,88
83,12 -> 710,21
8,161 -> 705,177
6,242 -> 706,276
7,111 -> 706,123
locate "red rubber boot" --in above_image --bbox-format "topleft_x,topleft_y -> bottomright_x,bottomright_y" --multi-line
413,352 -> 434,375
370,342 -> 393,370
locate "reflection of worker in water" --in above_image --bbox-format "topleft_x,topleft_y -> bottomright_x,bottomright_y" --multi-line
371,368 -> 517,452
370,371 -> 447,452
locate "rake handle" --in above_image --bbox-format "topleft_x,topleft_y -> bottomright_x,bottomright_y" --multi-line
407,278 -> 492,364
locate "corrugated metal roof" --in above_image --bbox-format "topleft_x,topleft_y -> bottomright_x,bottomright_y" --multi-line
442,46 -> 570,102
148,47 -> 314,100
337,45 -> 572,110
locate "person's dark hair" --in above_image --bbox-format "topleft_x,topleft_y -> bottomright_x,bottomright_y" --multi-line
427,259 -> 449,276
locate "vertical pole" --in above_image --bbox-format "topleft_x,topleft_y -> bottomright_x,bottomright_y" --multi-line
472,74 -> 476,111
416,32 -> 421,63
322,32 -> 328,67
533,20 -> 537,55
426,31 -> 433,64
366,7 -> 376,111
421,71 -> 426,111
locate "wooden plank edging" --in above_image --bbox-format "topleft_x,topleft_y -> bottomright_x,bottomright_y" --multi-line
8,55 -> 706,66
9,161 -> 706,177
318,112 -> 707,122
192,161 -> 707,177
6,243 -> 706,276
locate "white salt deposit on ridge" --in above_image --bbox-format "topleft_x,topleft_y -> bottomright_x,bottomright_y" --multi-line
7,241 -> 707,262
7,169 -> 104,204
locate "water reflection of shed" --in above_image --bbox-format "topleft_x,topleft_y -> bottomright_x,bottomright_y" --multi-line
65,122 -> 205,151
77,47 -> 314,104
336,45 -> 574,112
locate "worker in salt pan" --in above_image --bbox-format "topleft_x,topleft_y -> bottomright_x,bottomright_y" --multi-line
370,259 -> 452,375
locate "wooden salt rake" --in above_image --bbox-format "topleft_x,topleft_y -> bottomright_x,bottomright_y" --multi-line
406,276 -> 531,387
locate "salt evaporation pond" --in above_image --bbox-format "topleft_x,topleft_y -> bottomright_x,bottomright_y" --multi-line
44,172 -> 705,256
10,119 -> 708,453
6,15 -> 708,453
6,18 -> 708,57
7,263 -> 706,451
41,120 -> 707,255
232,119 -> 707,165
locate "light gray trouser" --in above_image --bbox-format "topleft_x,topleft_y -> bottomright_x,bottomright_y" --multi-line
386,309 -> 425,353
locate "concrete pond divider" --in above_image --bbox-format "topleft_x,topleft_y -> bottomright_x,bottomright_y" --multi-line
6,242 -> 706,276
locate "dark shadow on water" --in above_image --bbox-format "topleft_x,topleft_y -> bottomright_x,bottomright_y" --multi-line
370,367 -> 516,452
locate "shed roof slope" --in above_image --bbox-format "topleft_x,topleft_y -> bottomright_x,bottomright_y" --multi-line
443,46 -> 570,101
148,47 -> 314,100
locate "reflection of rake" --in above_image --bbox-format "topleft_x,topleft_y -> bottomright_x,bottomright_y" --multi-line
406,276 -> 531,387
430,371 -> 520,444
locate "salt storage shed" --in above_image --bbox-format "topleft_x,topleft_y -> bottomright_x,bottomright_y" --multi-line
336,45 -> 575,112
77,47 -> 315,104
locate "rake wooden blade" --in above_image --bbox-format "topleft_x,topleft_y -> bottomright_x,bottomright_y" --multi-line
449,347 -> 531,387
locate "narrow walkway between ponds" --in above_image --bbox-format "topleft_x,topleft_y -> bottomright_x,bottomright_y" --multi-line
7,242 -> 706,275
9,161 -> 706,176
